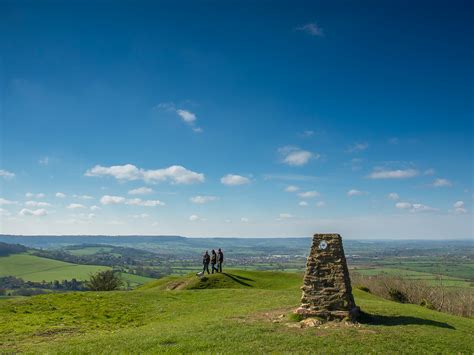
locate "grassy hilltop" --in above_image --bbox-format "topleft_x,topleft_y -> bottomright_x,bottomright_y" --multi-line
1,270 -> 473,353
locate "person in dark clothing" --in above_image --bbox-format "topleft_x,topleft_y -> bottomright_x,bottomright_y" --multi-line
202,251 -> 210,274
210,249 -> 218,274
217,248 -> 224,273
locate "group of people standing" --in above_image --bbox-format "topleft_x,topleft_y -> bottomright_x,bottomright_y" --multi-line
202,248 -> 224,274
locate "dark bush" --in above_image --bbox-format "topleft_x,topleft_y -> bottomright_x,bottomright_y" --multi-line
87,270 -> 123,291
356,285 -> 371,293
388,288 -> 408,303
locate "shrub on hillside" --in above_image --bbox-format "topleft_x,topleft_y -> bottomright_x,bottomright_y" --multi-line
87,270 -> 123,291
388,288 -> 408,303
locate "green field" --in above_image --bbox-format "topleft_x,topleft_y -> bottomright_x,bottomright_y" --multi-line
352,267 -> 473,288
0,254 -> 155,286
66,247 -> 114,256
1,270 -> 472,353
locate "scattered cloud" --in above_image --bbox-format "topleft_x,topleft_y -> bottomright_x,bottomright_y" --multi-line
26,192 -> 46,199
90,205 -> 101,211
127,198 -> 165,207
279,213 -> 293,219
240,217 -> 249,223
55,192 -> 66,198
0,198 -> 18,205
279,146 -> 315,167
189,214 -> 200,222
221,174 -> 251,186
424,168 -> 435,176
368,169 -> 419,179
432,178 -> 452,187
130,213 -> 150,219
100,195 -> 126,205
73,194 -> 94,200
0,169 -> 15,180
0,208 -> 11,216
396,202 -> 438,213
85,164 -> 205,185
190,195 -> 218,204
99,195 -> 164,207
299,201 -> 308,207
348,142 -> 369,153
347,189 -> 366,197
349,158 -> 364,171
156,103 -> 203,133
128,187 -> 153,195
19,208 -> 48,217
67,203 -> 86,209
295,22 -> 324,37
263,174 -> 318,182
301,130 -> 314,137
25,201 -> 51,207
285,185 -> 299,192
38,156 -> 50,166
316,201 -> 326,207
298,190 -> 320,199
453,201 -> 467,214
387,193 -> 400,201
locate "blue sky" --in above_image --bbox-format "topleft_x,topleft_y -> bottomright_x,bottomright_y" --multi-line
0,0 -> 472,238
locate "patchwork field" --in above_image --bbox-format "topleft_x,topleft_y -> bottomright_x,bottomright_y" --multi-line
0,254 -> 155,286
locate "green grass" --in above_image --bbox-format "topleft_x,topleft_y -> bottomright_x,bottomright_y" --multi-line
66,247 -> 114,256
1,270 -> 472,353
0,254 -> 110,282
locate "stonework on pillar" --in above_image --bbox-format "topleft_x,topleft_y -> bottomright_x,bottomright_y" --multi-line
296,234 -> 359,321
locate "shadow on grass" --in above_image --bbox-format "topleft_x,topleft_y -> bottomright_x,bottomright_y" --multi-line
223,273 -> 254,287
358,312 -> 455,329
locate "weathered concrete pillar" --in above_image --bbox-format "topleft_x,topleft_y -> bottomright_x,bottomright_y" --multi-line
296,233 -> 359,321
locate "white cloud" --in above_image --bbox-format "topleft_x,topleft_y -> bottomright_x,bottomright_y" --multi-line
67,203 -> 86,209
19,208 -> 48,217
347,189 -> 365,197
90,205 -> 101,211
0,198 -> 17,206
424,168 -> 435,176
295,22 -> 324,37
25,201 -> 51,207
0,169 -> 15,180
387,193 -> 400,200
189,214 -> 200,222
130,213 -> 150,219
279,146 -> 315,167
410,204 -> 438,213
302,130 -> 314,137
100,195 -> 126,205
73,195 -> 94,200
279,213 -> 293,219
316,201 -> 326,207
157,103 -> 202,133
395,202 -> 412,210
285,185 -> 299,192
368,169 -> 419,179
299,201 -> 308,207
176,109 -> 196,123
298,191 -> 320,199
240,217 -> 249,223
348,142 -> 369,153
99,195 -> 164,207
453,201 -> 467,214
126,198 -> 165,207
396,202 -> 437,213
55,192 -> 66,198
432,178 -> 452,187
38,156 -> 50,166
190,195 -> 218,204
85,164 -> 205,184
221,174 -> 251,186
26,192 -> 46,199
128,187 -> 154,195
0,208 -> 11,216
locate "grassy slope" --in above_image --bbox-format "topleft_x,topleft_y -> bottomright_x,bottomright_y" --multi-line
1,270 -> 473,353
0,253 -> 155,286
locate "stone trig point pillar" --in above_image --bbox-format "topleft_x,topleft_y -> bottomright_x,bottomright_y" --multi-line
296,233 -> 359,321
